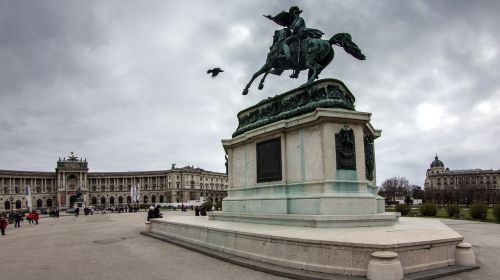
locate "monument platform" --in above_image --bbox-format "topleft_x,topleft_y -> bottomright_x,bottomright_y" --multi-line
145,217 -> 469,277
144,79 -> 476,279
209,212 -> 399,228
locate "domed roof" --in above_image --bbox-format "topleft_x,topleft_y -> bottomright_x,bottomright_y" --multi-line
430,155 -> 444,168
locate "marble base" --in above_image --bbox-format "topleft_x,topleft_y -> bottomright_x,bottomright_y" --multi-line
209,212 -> 400,228
145,217 -> 466,277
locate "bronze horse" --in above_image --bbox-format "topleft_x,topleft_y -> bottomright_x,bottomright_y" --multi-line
242,31 -> 365,95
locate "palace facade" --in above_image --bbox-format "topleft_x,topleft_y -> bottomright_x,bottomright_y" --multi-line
424,155 -> 500,204
0,153 -> 228,211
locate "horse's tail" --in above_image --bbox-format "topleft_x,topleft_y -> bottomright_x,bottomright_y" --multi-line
329,33 -> 366,60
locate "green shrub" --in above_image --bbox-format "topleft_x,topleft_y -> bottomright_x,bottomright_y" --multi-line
446,205 -> 461,217
202,201 -> 213,211
214,201 -> 222,211
470,203 -> 488,219
395,204 -> 411,216
420,203 -> 437,216
494,204 -> 500,221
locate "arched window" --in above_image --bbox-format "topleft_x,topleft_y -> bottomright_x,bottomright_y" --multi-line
110,197 -> 115,205
118,196 -> 123,204
4,201 -> 10,210
15,200 -> 22,209
127,196 -> 131,203
91,197 -> 97,205
151,195 -> 156,203
36,199 -> 43,208
160,195 -> 164,203
46,199 -> 53,207
101,197 -> 106,205
143,196 -> 148,203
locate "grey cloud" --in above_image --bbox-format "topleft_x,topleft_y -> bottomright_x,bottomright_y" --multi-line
1,0 -> 499,186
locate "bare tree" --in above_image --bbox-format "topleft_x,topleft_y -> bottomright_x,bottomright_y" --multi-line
378,177 -> 411,202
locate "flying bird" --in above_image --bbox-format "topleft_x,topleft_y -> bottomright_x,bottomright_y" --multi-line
207,67 -> 224,78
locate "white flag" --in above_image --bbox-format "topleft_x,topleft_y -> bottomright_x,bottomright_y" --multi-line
130,185 -> 135,203
135,184 -> 140,203
25,184 -> 32,210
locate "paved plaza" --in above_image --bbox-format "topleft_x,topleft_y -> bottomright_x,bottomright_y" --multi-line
0,212 -> 498,280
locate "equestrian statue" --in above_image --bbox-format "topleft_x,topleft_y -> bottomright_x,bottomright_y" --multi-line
242,6 -> 365,95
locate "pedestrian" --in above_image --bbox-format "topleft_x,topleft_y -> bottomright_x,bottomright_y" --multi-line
33,211 -> 40,224
75,207 -> 80,217
14,211 -> 23,228
200,206 -> 207,216
147,206 -> 155,221
0,214 -> 8,235
27,211 -> 33,224
195,206 -> 200,216
154,205 -> 163,218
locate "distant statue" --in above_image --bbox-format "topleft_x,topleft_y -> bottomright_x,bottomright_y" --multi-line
75,187 -> 83,202
243,5 -> 365,95
68,152 -> 78,161
171,163 -> 176,169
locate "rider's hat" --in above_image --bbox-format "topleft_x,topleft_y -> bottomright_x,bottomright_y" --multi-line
289,6 -> 303,15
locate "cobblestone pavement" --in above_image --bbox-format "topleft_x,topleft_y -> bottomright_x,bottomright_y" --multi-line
439,219 -> 500,280
0,211 -> 287,280
0,212 -> 497,280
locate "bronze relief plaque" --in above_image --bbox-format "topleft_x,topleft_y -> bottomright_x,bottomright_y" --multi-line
257,138 -> 282,182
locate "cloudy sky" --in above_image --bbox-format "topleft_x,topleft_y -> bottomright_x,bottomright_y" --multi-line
1,0 -> 499,186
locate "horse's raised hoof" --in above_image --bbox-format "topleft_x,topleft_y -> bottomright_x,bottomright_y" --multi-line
258,84 -> 264,90
242,88 -> 249,95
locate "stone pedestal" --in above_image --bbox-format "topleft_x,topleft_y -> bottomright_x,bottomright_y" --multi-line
216,80 -> 398,227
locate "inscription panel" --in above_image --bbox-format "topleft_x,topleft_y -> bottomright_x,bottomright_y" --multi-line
257,138 -> 282,182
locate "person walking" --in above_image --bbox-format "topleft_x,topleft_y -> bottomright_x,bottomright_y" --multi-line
195,206 -> 200,216
33,211 -> 40,224
0,214 -> 8,235
75,207 -> 80,217
14,211 -> 23,228
27,211 -> 33,224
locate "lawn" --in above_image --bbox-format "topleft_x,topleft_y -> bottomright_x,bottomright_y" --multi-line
386,207 -> 499,223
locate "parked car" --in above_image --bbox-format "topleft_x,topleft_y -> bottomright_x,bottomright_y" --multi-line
65,208 -> 76,214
